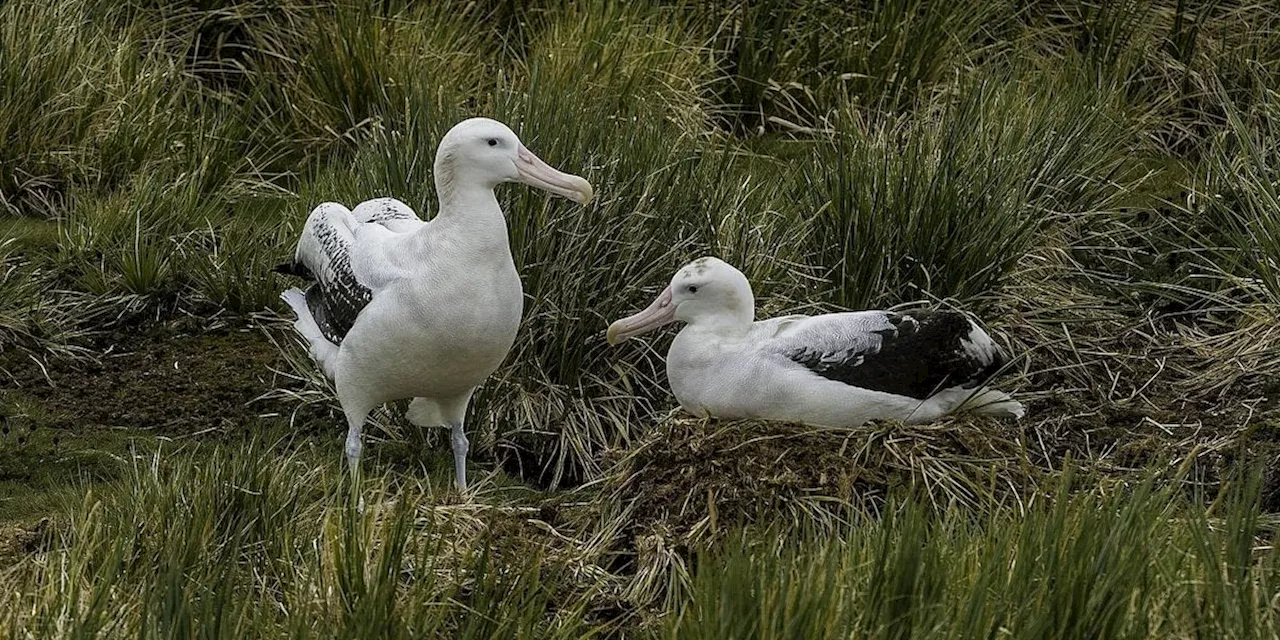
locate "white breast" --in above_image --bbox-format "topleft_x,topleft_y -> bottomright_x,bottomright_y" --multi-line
667,328 -> 786,419
336,252 -> 522,404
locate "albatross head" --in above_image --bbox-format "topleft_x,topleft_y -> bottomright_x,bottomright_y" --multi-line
607,257 -> 755,345
435,118 -> 593,204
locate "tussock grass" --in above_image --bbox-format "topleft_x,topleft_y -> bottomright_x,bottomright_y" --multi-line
521,3 -> 712,134
706,0 -> 1009,132
3,440 -> 1276,638
667,471 -> 1280,639
275,2 -> 498,150
804,67 -> 1135,309
1200,85 -> 1280,304
0,439 -> 618,638
0,0 -> 184,217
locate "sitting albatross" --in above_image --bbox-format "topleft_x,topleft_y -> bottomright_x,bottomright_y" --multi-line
607,257 -> 1024,426
277,117 -> 592,491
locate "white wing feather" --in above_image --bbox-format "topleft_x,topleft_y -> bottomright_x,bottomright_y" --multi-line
351,197 -> 426,234
757,311 -> 899,361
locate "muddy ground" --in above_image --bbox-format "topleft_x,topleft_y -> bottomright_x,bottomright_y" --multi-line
2,326 -> 302,436
0,319 -> 331,523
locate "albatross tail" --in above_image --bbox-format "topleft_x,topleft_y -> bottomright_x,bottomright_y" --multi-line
281,287 -> 340,379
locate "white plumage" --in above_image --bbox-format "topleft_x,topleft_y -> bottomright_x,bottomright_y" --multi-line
607,257 -> 1024,426
278,117 -> 593,491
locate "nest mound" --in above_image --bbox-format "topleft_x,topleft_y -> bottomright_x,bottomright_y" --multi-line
596,398 -> 1280,608
602,415 -> 1037,543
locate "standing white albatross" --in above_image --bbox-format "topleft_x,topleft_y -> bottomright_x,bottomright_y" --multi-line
277,117 -> 592,491
607,257 -> 1024,426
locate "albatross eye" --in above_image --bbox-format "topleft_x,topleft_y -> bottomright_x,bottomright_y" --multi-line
687,285 -> 699,294
487,138 -> 498,147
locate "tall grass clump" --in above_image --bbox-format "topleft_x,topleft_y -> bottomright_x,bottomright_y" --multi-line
1198,84 -> 1280,305
270,1 -> 498,153
0,0 -> 186,217
519,3 -> 711,135
0,440 -> 610,638
708,0 -> 1009,133
46,96 -> 299,304
99,0 -> 318,90
1199,4 -> 1280,107
666,472 -> 1280,639
1169,3 -> 1280,154
0,248 -> 81,352
802,67 -> 1136,310
1018,2 -> 1279,159
1036,0 -> 1156,74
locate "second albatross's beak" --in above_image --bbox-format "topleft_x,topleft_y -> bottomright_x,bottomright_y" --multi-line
606,286 -> 676,345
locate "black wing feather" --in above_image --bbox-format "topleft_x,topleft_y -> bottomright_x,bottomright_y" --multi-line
305,280 -> 371,345
785,310 -> 1006,400
273,261 -> 315,280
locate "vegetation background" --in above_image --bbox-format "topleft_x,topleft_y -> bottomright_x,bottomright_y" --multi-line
1,0 -> 1279,636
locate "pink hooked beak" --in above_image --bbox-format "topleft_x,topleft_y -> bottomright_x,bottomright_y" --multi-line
516,145 -> 594,204
607,286 -> 676,345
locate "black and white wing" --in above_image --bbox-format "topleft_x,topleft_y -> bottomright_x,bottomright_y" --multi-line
275,203 -> 375,345
763,309 -> 1008,400
275,199 -> 425,345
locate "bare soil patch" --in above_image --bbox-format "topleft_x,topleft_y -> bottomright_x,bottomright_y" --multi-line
1,323 -> 320,435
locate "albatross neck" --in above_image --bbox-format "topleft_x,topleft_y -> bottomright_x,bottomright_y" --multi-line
431,181 -> 513,255
687,309 -> 754,336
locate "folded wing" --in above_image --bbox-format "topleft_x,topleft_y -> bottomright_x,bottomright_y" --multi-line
764,309 -> 1008,400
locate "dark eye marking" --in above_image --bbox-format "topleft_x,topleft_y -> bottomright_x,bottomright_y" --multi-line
688,285 -> 699,294
487,138 -> 499,147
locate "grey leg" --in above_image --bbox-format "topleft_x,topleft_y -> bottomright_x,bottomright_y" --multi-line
344,405 -> 369,471
343,404 -> 372,513
450,422 -> 470,492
